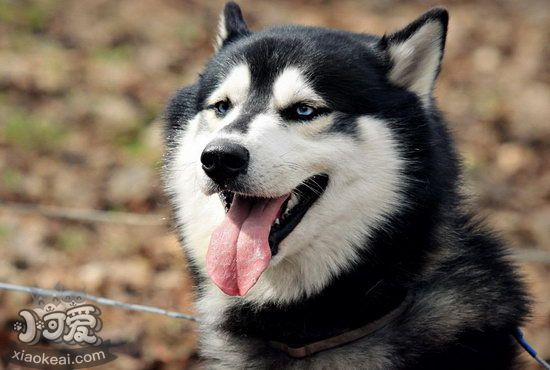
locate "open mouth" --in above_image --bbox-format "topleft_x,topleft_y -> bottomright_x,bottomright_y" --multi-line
206,174 -> 329,296
219,174 -> 330,254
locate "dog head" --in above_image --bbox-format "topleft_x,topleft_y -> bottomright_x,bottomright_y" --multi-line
164,2 -> 449,304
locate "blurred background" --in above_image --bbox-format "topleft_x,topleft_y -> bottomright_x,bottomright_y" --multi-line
0,0 -> 548,368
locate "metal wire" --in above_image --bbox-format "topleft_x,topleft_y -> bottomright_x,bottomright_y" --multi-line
0,282 -> 200,322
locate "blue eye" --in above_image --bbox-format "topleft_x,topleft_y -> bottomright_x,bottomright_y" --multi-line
280,103 -> 330,121
296,104 -> 315,117
214,100 -> 231,115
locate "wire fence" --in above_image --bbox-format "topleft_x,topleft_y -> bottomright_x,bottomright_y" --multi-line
0,282 -> 199,322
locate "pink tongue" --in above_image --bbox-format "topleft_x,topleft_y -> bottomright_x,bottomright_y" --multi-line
206,194 -> 288,296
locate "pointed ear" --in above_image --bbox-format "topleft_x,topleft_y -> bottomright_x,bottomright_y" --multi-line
215,2 -> 251,51
379,8 -> 448,105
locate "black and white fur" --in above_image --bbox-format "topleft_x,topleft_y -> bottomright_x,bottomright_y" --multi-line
163,3 -> 529,369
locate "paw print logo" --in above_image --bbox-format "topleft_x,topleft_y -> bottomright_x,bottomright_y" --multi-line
36,320 -> 45,330
69,300 -> 78,307
44,303 -> 56,312
13,321 -> 24,332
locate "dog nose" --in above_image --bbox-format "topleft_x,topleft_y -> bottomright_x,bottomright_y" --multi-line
201,140 -> 249,184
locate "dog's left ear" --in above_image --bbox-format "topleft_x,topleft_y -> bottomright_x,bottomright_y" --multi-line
379,8 -> 448,104
215,2 -> 251,51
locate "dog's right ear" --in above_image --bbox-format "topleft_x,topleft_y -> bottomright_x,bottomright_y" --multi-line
215,2 -> 250,51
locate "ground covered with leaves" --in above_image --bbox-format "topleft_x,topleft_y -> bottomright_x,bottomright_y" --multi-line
0,0 -> 548,368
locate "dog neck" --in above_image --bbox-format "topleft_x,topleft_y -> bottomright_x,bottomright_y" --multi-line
268,292 -> 413,358
219,250 -> 413,349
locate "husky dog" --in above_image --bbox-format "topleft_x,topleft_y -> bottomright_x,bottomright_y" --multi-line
163,3 -> 528,369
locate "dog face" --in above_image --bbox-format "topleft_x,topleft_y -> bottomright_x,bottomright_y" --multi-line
164,3 -> 448,304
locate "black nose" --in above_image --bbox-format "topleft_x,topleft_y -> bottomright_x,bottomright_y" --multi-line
201,140 -> 249,184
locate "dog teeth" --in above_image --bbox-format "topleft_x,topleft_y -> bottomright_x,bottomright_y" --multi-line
274,218 -> 280,225
283,209 -> 291,219
284,193 -> 299,217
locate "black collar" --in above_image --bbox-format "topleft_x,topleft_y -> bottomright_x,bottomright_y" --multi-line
268,292 -> 412,358
221,276 -> 411,352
